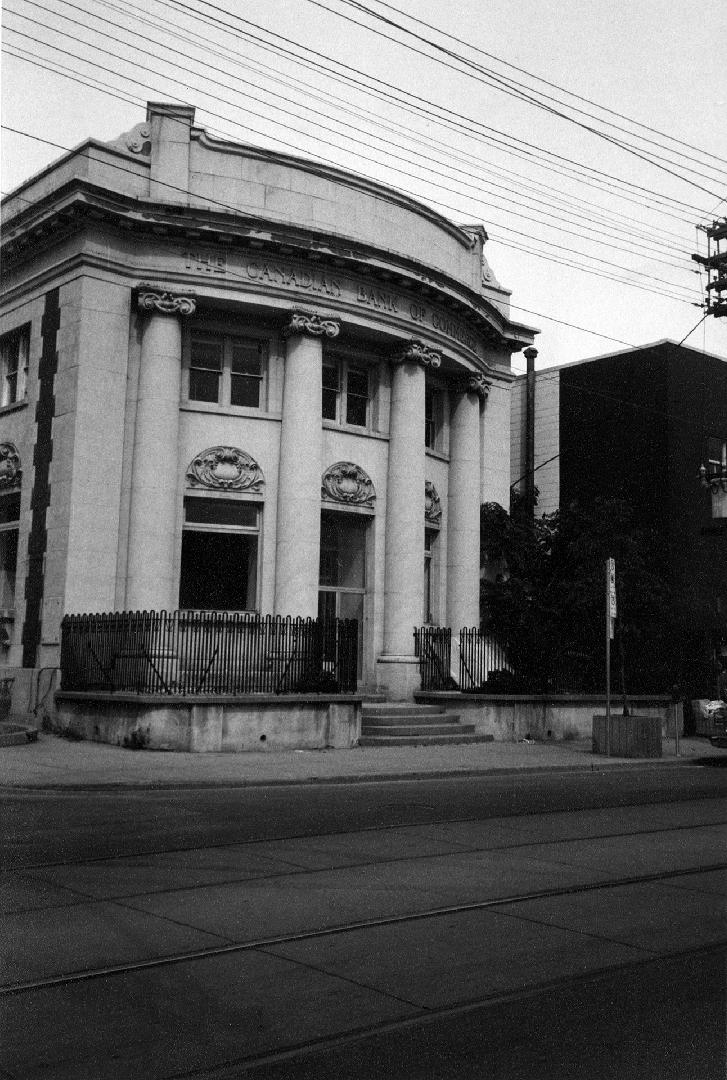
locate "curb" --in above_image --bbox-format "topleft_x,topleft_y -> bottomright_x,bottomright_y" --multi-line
0,723 -> 39,748
0,756 -> 719,791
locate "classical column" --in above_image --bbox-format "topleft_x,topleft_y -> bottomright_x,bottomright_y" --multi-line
378,340 -> 441,700
126,289 -> 196,612
274,311 -> 340,618
447,372 -> 490,632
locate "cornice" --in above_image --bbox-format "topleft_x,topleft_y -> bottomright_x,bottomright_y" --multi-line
0,179 -> 537,351
192,128 -> 475,251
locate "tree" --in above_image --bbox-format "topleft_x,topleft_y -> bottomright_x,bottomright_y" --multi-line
480,497 -> 675,694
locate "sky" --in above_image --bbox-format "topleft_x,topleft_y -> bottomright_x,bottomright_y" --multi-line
2,0 -> 727,373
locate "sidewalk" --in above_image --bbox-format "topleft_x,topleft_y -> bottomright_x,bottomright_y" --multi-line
1,730 -> 725,788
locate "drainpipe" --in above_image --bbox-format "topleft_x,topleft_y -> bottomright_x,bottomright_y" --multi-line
523,347 -> 538,519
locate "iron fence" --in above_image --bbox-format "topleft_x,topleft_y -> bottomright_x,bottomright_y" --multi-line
458,627 -> 512,690
60,610 -> 359,695
414,626 -> 454,691
416,627 -> 603,693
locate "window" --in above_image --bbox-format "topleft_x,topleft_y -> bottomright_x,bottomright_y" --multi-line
423,529 -> 436,624
188,334 -> 266,409
425,385 -> 442,450
179,496 -> 260,611
0,326 -> 29,408
0,492 -> 20,610
707,436 -> 726,480
322,356 -> 371,427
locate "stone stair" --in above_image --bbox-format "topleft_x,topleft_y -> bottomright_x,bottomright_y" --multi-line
360,702 -> 493,747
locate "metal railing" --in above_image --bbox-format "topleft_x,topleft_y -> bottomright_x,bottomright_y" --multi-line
416,626 -> 606,694
414,626 -> 454,691
60,610 -> 359,695
458,627 -> 512,690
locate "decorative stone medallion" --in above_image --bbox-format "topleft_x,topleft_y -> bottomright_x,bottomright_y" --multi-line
455,372 -> 491,400
187,447 -> 264,493
425,481 -> 442,525
283,311 -> 340,339
138,289 -> 197,316
0,443 -> 21,490
393,339 -> 442,370
321,462 -> 375,509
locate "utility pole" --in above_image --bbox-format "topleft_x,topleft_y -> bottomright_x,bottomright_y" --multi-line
692,219 -> 727,318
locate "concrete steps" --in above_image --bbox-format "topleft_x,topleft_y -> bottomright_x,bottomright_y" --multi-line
360,702 -> 493,747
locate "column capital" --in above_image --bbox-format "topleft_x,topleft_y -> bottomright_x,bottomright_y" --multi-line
454,371 -> 491,401
392,339 -> 442,370
282,310 -> 340,339
137,287 -> 196,317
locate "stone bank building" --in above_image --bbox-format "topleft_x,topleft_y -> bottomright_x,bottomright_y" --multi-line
0,103 -> 535,716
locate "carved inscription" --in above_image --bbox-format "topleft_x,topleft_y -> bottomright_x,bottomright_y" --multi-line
356,286 -> 398,313
179,249 -> 484,355
185,249 -> 226,275
247,262 -> 341,297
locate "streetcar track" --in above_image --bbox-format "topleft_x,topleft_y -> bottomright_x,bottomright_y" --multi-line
163,941 -> 727,1079
5,800 -> 726,872
3,860 -> 725,998
4,817 -> 726,914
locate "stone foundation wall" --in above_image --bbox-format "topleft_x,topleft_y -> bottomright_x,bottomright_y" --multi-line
415,692 -> 673,740
54,692 -> 361,752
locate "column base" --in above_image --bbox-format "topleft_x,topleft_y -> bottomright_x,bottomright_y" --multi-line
375,654 -> 421,701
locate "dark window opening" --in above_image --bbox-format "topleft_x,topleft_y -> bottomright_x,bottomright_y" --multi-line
231,341 -> 263,408
322,363 -> 339,420
179,532 -> 258,611
346,365 -> 369,426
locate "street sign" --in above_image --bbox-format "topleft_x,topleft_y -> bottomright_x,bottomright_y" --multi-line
607,558 -> 617,619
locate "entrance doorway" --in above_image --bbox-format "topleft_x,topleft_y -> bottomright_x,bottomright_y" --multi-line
318,510 -> 368,681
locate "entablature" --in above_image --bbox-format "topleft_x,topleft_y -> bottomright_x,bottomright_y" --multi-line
1,180 -> 537,357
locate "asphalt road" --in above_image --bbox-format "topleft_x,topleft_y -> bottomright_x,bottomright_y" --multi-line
3,759 -> 726,867
2,765 -> 726,1079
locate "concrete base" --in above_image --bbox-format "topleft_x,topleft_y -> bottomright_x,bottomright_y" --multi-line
375,655 -> 422,701
593,714 -> 662,758
54,693 -> 361,752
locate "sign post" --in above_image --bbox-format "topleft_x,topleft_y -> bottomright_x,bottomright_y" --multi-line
605,558 -> 616,756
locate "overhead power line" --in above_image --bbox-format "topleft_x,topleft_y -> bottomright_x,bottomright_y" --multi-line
2,41 -> 698,306
7,2 -> 695,274
62,0 -> 694,253
304,0 -> 727,198
2,28 -> 700,298
156,0 -> 713,219
4,126 -> 723,427
356,0 -> 727,169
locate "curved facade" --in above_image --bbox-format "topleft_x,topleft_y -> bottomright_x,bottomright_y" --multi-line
0,102 -> 536,698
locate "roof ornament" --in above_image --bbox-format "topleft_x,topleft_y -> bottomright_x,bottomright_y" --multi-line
106,122 -> 151,156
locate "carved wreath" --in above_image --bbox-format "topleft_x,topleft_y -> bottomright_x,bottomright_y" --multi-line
321,462 -> 375,509
187,447 -> 264,493
425,481 -> 442,525
0,443 -> 21,490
